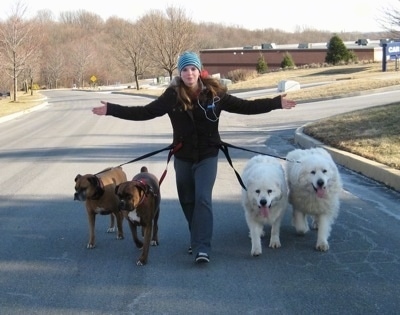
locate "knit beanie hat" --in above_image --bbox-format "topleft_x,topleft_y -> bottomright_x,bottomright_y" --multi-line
177,51 -> 202,74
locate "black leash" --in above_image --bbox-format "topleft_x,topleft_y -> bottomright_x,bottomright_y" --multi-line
117,144 -> 175,168
220,141 -> 289,161
96,141 -> 291,191
219,143 -> 247,191
95,143 -> 179,185
219,141 -> 295,191
117,142 -> 182,186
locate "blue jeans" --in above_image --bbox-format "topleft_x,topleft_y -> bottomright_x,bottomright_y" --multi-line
174,156 -> 218,255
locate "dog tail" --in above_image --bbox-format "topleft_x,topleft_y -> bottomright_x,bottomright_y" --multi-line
140,166 -> 148,173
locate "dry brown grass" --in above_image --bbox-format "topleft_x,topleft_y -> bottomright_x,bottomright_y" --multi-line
0,92 -> 44,117
303,104 -> 400,170
1,62 -> 399,170
229,62 -> 400,102
122,62 -> 400,102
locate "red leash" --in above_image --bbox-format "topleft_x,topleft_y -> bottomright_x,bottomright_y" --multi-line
158,142 -> 183,186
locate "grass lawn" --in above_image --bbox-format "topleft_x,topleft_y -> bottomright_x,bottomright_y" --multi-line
302,103 -> 400,170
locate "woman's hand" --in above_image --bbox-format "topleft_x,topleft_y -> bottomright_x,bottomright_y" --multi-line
92,101 -> 107,115
281,94 -> 297,109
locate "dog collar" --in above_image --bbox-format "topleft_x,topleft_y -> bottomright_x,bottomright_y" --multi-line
131,179 -> 158,209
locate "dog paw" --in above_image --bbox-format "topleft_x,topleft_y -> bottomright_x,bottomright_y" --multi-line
107,227 -> 116,233
316,241 -> 329,251
269,240 -> 281,249
150,240 -> 159,246
251,247 -> 262,256
86,243 -> 96,249
136,259 -> 146,266
116,235 -> 124,240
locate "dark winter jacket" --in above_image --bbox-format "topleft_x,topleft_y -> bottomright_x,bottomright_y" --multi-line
106,87 -> 282,162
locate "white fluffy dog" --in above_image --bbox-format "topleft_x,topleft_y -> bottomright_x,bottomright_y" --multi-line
285,147 -> 343,251
241,155 -> 288,256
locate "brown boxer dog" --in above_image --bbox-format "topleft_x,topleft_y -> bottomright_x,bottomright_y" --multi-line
74,166 -> 127,249
115,166 -> 161,266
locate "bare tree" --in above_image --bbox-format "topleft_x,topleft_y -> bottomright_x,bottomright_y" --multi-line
1,1 -> 392,90
0,1 -> 43,101
42,47 -> 64,89
68,40 -> 94,88
59,10 -> 104,32
36,9 -> 56,23
38,16 -> 76,89
140,6 -> 198,79
21,49 -> 41,95
104,17 -> 150,90
378,1 -> 400,38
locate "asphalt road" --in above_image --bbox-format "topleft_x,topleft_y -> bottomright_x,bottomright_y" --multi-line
1,89 -> 399,315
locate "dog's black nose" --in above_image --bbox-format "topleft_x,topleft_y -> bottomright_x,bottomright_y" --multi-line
119,200 -> 126,210
260,199 -> 267,206
317,179 -> 325,187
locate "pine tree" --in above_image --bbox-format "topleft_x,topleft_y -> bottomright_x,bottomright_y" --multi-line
325,35 -> 350,65
280,52 -> 295,69
256,53 -> 268,73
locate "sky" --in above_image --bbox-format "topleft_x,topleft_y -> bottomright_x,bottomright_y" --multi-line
1,0 -> 399,33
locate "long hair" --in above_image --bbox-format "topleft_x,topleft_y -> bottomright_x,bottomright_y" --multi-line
171,76 -> 227,111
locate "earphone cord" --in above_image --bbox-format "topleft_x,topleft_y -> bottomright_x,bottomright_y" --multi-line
197,96 -> 220,122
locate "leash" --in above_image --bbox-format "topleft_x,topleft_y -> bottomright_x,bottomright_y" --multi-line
158,142 -> 182,186
219,141 -> 298,191
117,144 -> 175,168
219,143 -> 247,191
220,141 -> 289,161
95,140 -> 293,192
114,142 -> 182,186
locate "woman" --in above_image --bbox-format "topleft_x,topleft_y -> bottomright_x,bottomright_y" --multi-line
92,51 -> 296,264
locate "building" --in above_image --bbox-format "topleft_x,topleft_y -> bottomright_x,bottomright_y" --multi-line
200,40 -> 383,77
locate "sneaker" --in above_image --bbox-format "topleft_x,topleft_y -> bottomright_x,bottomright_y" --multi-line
195,252 -> 210,263
188,246 -> 193,255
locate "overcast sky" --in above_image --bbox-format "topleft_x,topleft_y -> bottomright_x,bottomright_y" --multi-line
1,0 -> 398,33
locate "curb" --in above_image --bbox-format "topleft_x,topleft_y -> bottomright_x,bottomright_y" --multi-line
294,125 -> 400,192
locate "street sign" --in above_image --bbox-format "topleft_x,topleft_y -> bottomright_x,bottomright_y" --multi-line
386,42 -> 400,59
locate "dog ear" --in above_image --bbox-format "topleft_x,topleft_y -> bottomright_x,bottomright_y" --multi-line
115,184 -> 120,195
88,176 -> 98,187
74,174 -> 82,182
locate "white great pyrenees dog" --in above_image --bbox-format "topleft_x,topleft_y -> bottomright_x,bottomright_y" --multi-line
285,147 -> 343,251
241,155 -> 288,256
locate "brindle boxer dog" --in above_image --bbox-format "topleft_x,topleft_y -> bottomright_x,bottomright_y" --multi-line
74,166 -> 127,249
115,166 -> 161,266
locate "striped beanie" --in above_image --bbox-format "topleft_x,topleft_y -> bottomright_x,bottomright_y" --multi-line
177,51 -> 202,74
